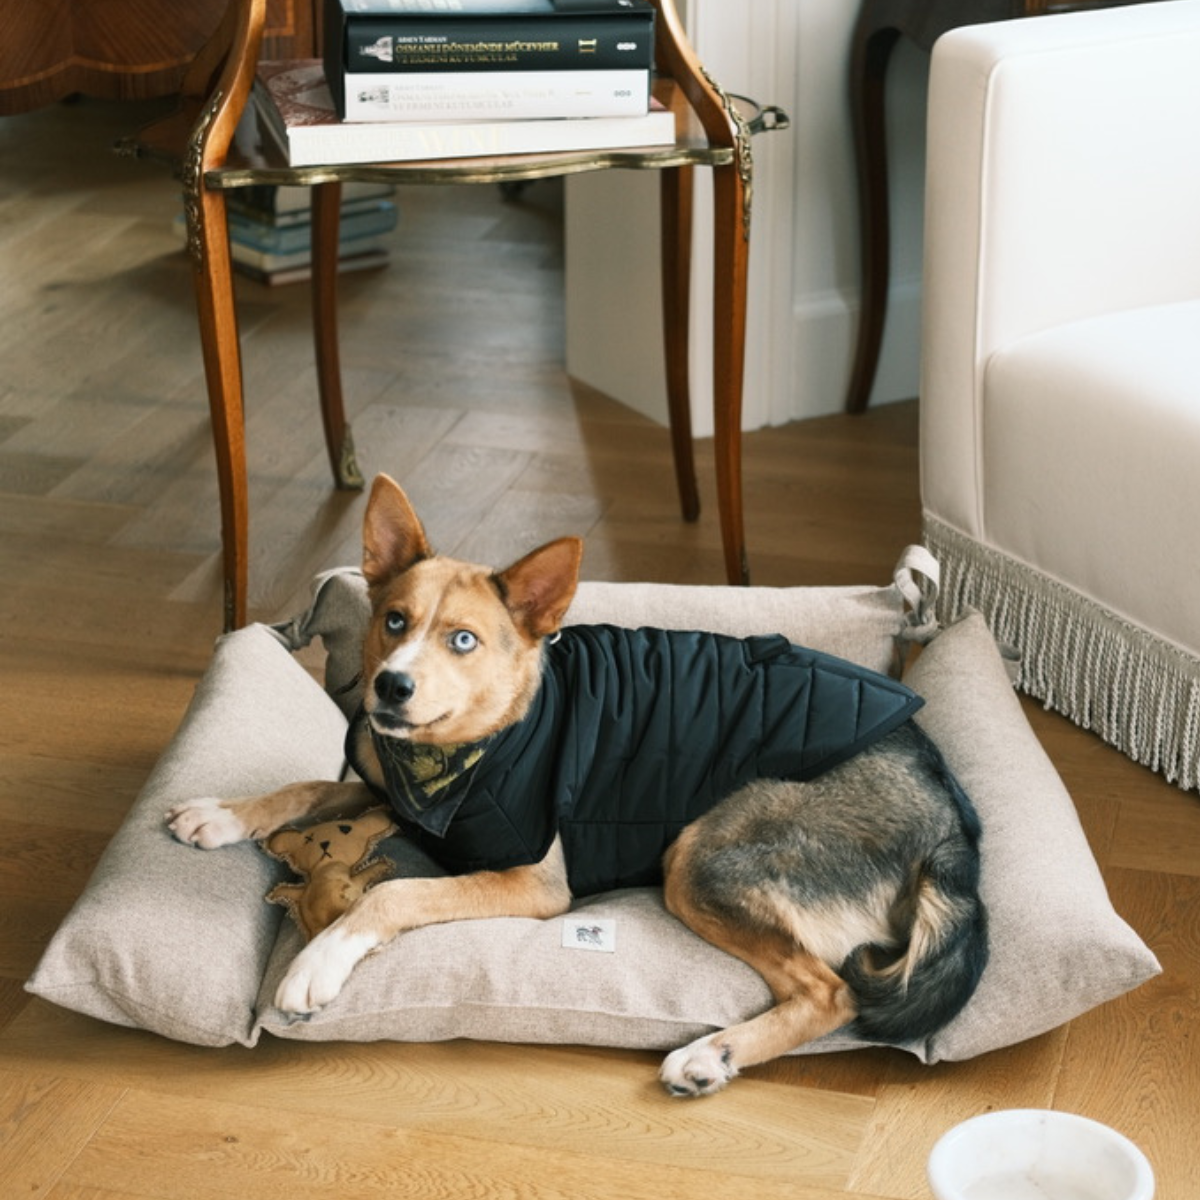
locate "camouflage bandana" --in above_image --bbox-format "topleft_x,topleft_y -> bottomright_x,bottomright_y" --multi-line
370,730 -> 491,837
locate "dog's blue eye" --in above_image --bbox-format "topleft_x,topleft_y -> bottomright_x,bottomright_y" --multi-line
449,630 -> 478,654
384,611 -> 406,636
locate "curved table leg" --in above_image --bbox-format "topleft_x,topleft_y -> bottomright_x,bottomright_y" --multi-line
711,160 -> 751,587
844,0 -> 1021,414
660,164 -> 699,523
845,20 -> 901,415
188,185 -> 249,633
311,181 -> 365,491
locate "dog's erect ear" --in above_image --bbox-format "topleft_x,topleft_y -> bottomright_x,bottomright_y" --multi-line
496,537 -> 583,639
361,474 -> 433,586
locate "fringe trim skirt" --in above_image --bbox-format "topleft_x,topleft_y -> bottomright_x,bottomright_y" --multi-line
924,516 -> 1200,793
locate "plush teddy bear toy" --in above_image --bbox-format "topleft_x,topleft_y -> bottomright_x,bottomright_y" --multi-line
263,807 -> 398,940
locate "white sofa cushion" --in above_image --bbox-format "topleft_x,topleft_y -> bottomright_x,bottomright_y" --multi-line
920,0 -> 1200,539
984,300 -> 1200,656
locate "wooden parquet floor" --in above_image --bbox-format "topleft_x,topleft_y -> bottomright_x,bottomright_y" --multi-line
1,98 -> 1198,1200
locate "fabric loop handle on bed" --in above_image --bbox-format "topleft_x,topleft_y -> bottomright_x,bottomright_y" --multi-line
894,545 -> 941,644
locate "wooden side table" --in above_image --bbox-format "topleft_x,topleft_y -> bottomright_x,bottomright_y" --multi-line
118,0 -> 788,630
845,0 -> 1152,414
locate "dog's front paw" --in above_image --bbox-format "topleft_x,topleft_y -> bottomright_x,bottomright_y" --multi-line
274,926 -> 379,1017
660,1035 -> 739,1098
165,798 -> 248,849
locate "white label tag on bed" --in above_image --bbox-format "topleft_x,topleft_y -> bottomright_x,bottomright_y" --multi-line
561,916 -> 616,953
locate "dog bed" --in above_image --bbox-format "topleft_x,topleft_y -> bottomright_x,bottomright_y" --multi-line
26,551 -> 1159,1061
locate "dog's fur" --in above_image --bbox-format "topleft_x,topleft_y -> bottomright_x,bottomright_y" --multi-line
167,474 -> 987,1096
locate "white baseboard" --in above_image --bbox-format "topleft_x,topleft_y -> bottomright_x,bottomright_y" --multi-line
564,0 -> 925,433
787,278 -> 922,421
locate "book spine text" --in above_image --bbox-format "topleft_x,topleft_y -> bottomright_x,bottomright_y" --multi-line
344,15 -> 653,73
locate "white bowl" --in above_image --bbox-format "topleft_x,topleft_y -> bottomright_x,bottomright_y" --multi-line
927,1109 -> 1155,1200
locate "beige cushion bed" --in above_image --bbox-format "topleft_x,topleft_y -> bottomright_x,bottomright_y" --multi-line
26,554 -> 1159,1061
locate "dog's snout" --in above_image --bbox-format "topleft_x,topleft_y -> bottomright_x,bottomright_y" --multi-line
375,670 -> 416,707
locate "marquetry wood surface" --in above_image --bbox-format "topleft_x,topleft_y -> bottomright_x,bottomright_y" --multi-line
0,0 -> 316,115
1,98 -> 1197,1200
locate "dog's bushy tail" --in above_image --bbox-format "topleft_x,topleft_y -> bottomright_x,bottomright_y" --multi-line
841,771 -> 988,1044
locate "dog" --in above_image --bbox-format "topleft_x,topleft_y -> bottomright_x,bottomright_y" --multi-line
167,474 -> 987,1097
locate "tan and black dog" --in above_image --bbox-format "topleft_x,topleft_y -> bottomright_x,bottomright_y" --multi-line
167,474 -> 987,1097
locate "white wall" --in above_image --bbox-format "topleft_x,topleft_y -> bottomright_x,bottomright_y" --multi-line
564,0 -> 930,434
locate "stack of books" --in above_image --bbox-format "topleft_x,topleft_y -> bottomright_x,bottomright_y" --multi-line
253,0 -> 675,167
328,0 -> 657,120
178,183 -> 399,285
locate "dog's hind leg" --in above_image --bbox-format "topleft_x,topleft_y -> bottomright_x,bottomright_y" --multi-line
657,917 -> 856,1098
659,831 -> 858,1097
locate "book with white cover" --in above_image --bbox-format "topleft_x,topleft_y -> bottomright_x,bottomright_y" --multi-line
255,61 -> 675,167
343,68 -> 650,121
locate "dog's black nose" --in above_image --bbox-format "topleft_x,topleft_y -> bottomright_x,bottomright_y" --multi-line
375,670 -> 416,706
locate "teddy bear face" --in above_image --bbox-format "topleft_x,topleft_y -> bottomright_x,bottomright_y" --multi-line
263,807 -> 398,940
267,807 -> 396,875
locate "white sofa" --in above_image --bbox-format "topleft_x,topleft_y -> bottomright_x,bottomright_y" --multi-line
920,0 -> 1200,791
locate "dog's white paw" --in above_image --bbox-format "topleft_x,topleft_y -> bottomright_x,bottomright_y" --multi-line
660,1036 -> 739,1098
165,798 -> 248,849
274,926 -> 379,1017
